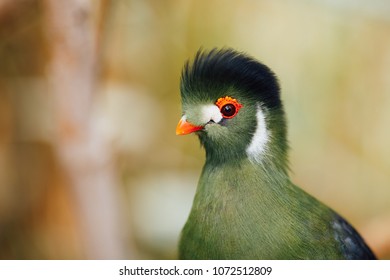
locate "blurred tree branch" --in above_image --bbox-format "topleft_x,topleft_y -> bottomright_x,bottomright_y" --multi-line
0,0 -> 18,18
43,0 -> 130,259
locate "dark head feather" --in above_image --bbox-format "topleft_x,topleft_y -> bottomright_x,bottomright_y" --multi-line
180,48 -> 282,109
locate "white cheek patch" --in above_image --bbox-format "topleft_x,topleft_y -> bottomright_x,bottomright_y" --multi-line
200,104 -> 223,124
246,104 -> 269,163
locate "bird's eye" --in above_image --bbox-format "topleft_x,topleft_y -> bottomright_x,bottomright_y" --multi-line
220,104 -> 236,118
216,96 -> 243,119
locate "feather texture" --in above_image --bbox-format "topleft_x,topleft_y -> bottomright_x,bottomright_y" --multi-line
178,48 -> 376,259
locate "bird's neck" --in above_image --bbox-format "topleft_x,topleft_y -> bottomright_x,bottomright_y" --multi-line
183,153 -> 293,259
202,154 -> 291,195
204,144 -> 289,180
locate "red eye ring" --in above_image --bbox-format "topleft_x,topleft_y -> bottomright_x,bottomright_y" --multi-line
216,96 -> 243,119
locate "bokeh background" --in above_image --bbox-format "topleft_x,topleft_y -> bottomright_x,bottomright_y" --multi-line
0,0 -> 389,259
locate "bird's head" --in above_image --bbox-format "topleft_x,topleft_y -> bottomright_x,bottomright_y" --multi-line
177,48 -> 288,170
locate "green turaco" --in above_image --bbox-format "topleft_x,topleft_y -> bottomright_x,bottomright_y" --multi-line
176,48 -> 376,260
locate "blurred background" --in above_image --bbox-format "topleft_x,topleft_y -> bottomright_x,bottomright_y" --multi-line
0,0 -> 389,259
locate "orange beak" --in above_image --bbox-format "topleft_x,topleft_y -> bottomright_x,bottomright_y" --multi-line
176,116 -> 203,135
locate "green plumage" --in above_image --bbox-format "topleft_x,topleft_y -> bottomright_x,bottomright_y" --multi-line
181,159 -> 342,259
178,48 -> 376,259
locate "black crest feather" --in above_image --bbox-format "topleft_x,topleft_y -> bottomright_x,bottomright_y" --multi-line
181,48 -> 282,109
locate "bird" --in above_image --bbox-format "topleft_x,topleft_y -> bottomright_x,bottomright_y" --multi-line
176,48 -> 376,260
